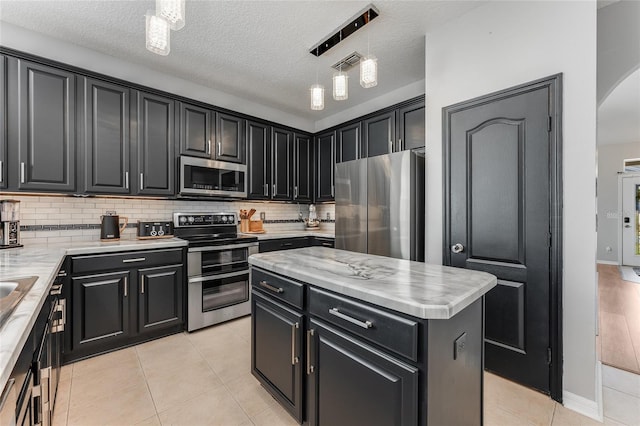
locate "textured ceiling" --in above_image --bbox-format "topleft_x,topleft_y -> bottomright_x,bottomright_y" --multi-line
598,68 -> 640,146
0,0 -> 480,122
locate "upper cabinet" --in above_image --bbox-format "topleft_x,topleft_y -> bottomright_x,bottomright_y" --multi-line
80,77 -> 131,194
216,112 -> 245,164
363,110 -> 396,158
293,134 -> 313,202
9,58 -> 76,192
315,131 -> 335,202
179,102 -> 213,159
336,121 -> 361,163
246,120 -> 271,200
271,127 -> 293,200
135,91 -> 176,196
398,99 -> 425,151
0,55 -> 6,189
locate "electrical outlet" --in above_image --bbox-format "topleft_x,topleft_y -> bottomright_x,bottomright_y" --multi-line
260,212 -> 266,221
454,332 -> 467,360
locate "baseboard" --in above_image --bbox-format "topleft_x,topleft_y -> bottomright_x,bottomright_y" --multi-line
562,363 -> 603,423
597,260 -> 618,265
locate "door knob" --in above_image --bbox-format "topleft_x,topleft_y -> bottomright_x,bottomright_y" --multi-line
451,243 -> 464,254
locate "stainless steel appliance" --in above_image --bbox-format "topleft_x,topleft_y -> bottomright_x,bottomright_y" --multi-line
335,149 -> 425,261
0,199 -> 21,248
174,212 -> 258,331
179,156 -> 247,198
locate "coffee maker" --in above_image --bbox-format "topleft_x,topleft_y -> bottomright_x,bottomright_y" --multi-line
0,200 -> 22,248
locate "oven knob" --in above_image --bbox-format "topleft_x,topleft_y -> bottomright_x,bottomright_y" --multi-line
221,216 -> 228,222
179,216 -> 187,223
227,215 -> 235,223
188,216 -> 195,223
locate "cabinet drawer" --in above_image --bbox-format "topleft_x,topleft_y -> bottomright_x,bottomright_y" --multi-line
251,268 -> 304,309
308,287 -> 418,362
72,248 -> 183,274
258,237 -> 310,253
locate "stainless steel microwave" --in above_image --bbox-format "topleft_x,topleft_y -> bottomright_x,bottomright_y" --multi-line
179,156 -> 247,198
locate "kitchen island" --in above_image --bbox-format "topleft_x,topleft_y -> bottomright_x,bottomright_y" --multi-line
249,247 -> 497,426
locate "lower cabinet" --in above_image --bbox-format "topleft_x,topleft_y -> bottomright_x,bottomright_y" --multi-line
258,237 -> 335,253
138,265 -> 184,334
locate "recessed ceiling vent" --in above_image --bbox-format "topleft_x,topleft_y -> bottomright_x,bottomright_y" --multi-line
332,52 -> 363,72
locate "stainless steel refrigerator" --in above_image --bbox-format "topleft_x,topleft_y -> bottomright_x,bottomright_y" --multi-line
335,149 -> 425,261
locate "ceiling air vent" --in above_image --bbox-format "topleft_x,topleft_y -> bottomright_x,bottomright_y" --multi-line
332,52 -> 363,72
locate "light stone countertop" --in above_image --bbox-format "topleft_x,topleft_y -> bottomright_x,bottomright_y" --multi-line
0,238 -> 188,388
239,230 -> 334,240
249,247 -> 496,320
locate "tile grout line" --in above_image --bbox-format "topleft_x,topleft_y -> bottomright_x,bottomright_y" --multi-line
134,345 -> 162,423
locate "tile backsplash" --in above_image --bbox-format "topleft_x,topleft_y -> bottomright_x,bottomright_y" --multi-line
4,195 -> 334,244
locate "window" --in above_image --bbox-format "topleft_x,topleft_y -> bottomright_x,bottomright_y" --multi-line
624,158 -> 640,173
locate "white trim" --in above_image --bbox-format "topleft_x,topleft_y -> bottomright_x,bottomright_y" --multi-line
562,362 -> 603,422
597,260 -> 619,265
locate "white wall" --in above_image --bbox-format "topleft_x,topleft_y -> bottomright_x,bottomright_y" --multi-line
0,22 -> 315,132
597,142 -> 640,262
425,0 -> 598,411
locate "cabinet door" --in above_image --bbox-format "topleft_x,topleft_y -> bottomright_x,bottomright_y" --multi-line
271,127 -> 293,200
0,55 -> 6,189
81,78 -> 131,194
72,271 -> 131,354
398,100 -> 425,151
138,264 -> 184,334
179,102 -> 213,158
136,91 -> 175,196
363,110 -> 396,157
215,112 -> 245,164
247,120 -> 271,199
14,59 -> 76,192
336,122 -> 361,163
315,131 -> 335,202
306,319 -> 418,426
251,291 -> 304,423
294,134 -> 313,202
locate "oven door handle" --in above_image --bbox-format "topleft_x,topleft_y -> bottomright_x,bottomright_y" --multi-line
188,270 -> 249,283
188,242 -> 259,252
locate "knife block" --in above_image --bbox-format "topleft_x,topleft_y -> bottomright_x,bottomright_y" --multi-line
240,219 -> 250,233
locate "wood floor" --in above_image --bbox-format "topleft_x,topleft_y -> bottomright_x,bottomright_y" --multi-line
598,264 -> 640,374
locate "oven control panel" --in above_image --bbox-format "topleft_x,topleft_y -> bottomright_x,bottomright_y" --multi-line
173,212 -> 237,227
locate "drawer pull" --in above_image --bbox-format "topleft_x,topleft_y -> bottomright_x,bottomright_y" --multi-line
291,322 -> 299,365
122,257 -> 146,263
321,242 -> 332,247
306,329 -> 315,375
281,243 -> 293,247
329,308 -> 373,329
259,280 -> 283,294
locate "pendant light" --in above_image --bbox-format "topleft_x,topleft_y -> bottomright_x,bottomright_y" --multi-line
156,0 -> 185,31
145,11 -> 171,56
310,47 -> 325,110
332,32 -> 349,101
360,9 -> 378,88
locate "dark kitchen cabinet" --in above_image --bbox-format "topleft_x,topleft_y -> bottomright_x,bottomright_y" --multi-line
293,134 -> 313,202
306,319 -> 419,426
215,112 -> 245,164
10,58 -> 76,192
80,77 -> 131,194
138,264 -> 184,334
259,237 -> 311,253
247,120 -> 271,199
271,127 -> 293,200
336,122 -> 361,163
179,102 -> 213,158
311,237 -> 334,248
251,290 -> 304,423
398,100 -> 425,151
315,131 -> 335,202
363,110 -> 396,157
135,91 -> 175,196
0,55 -> 6,189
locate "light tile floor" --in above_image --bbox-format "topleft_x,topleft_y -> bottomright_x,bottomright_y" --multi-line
53,316 -> 607,426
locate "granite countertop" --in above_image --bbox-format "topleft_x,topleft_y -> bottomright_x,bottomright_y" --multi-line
0,238 -> 188,388
239,230 -> 334,240
249,247 -> 497,320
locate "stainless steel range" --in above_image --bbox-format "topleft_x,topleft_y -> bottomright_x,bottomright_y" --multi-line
173,212 -> 259,331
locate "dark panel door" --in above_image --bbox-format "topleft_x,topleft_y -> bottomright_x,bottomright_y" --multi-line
136,91 -> 175,196
336,122 -> 361,163
444,78 -> 559,395
138,265 -> 183,334
294,134 -> 313,202
315,131 -> 335,202
363,110 -> 395,157
247,120 -> 271,199
398,100 -> 425,151
72,271 -> 131,353
306,319 -> 418,426
0,55 -> 6,189
251,291 -> 304,423
215,112 -> 245,164
179,102 -> 212,158
82,78 -> 131,194
15,59 -> 76,192
271,127 -> 293,201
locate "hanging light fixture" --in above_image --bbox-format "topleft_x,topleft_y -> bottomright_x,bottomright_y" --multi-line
145,11 -> 171,56
156,0 -> 185,31
333,69 -> 348,101
310,84 -> 325,110
360,9 -> 378,88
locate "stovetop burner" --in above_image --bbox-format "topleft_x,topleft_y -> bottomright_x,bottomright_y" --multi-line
173,212 -> 258,247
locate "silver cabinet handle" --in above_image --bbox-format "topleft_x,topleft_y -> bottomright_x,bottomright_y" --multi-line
329,308 -> 373,329
389,140 -> 393,153
207,140 -> 211,155
20,162 -> 25,183
140,173 -> 144,190
217,140 -> 221,157
331,185 -> 334,197
123,276 -> 128,297
294,186 -> 298,199
451,243 -> 464,254
125,171 -> 129,189
272,184 -> 276,196
0,160 -> 3,183
141,276 -> 145,294
306,329 -> 315,375
264,183 -> 268,197
399,138 -> 403,151
258,280 -> 283,294
291,322 -> 299,365
123,257 -> 146,263
52,299 -> 66,333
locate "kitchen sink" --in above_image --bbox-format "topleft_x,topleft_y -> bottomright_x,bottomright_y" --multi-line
0,276 -> 39,326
